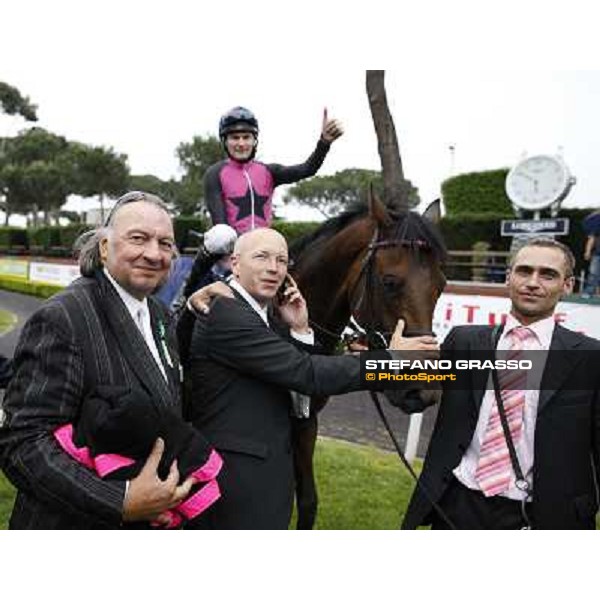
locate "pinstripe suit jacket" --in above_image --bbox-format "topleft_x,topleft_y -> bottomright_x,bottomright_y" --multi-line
0,270 -> 181,529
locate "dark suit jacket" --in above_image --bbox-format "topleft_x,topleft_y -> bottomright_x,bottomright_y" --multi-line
0,271 -> 181,529
402,324 -> 600,530
184,290 -> 367,529
0,355 -> 12,388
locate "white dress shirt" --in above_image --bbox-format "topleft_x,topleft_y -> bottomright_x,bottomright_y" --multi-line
229,279 -> 314,345
103,269 -> 168,381
453,313 -> 554,501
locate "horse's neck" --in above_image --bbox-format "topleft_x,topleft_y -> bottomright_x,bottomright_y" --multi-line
298,269 -> 351,349
295,222 -> 373,351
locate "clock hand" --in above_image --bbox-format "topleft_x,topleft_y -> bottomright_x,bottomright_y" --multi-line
517,172 -> 534,182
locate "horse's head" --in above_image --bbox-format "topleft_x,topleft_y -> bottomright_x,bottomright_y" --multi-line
290,193 -> 446,351
343,190 -> 447,347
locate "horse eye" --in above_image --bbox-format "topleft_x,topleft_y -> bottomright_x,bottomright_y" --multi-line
382,275 -> 403,297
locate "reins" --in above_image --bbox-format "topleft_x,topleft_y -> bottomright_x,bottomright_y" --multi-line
305,221 -> 456,529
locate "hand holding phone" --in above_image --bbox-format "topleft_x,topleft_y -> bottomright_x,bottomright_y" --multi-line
275,275 -> 310,334
277,275 -> 292,305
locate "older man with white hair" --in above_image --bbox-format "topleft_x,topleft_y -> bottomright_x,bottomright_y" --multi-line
1,192 -> 200,528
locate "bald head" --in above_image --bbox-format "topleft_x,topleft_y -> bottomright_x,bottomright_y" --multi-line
233,228 -> 288,257
232,228 -> 289,305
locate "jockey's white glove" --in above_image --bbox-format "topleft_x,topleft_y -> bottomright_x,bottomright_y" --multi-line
203,224 -> 237,255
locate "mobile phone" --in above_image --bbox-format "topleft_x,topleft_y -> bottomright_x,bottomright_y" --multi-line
277,275 -> 292,304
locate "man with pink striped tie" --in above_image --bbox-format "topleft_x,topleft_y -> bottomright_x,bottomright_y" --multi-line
402,238 -> 600,529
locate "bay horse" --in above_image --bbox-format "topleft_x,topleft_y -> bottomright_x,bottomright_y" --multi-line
288,192 -> 447,529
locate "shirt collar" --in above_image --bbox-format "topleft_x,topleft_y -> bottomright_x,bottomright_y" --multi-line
229,279 -> 269,325
504,313 -> 555,349
103,268 -> 149,322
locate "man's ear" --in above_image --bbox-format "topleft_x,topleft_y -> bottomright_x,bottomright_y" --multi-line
99,236 -> 109,262
563,276 -> 575,296
230,254 -> 240,277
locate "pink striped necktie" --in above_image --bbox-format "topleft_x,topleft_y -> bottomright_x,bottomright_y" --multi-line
474,326 -> 535,497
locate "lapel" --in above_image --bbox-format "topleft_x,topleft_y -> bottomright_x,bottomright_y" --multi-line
537,325 -> 585,414
148,299 -> 181,400
230,285 -> 271,329
471,327 -> 497,410
95,271 -> 176,409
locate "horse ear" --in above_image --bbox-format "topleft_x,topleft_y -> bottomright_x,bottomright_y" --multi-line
422,198 -> 441,225
368,184 -> 392,227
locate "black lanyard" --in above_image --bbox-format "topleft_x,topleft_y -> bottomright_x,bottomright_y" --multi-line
491,326 -> 533,529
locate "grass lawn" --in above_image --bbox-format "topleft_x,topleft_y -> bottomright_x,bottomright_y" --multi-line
2,437 -> 599,529
310,437 -> 418,529
0,437 -> 418,530
0,469 -> 16,528
0,309 -> 17,335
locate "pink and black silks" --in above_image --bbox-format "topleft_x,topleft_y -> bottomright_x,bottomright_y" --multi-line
53,385 -> 222,528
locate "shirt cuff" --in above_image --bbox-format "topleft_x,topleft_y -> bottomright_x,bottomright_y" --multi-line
291,329 -> 314,345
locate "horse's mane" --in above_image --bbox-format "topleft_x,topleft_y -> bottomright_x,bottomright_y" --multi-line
290,202 -> 447,263
289,203 -> 367,259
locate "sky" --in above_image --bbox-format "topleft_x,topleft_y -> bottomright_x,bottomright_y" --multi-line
2,2 -> 600,224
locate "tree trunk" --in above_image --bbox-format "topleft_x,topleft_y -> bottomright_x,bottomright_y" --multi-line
365,70 -> 410,211
99,193 -> 105,224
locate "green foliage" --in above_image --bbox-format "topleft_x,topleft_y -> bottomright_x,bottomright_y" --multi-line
442,168 -> 513,216
29,226 -> 62,250
0,227 -> 28,249
129,174 -> 198,216
285,168 -> 380,217
272,220 -> 319,246
0,130 -> 62,220
3,127 -> 68,165
172,178 -> 204,217
440,207 -> 595,276
60,224 -> 89,252
66,142 -> 129,198
440,213 -> 509,251
0,128 -> 72,221
285,168 -> 419,218
0,275 -> 62,299
0,128 -> 130,224
175,134 -> 224,215
129,174 -> 173,198
0,81 -> 37,121
172,216 -> 208,249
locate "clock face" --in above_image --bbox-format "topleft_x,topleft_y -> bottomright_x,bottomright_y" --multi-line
505,155 -> 570,210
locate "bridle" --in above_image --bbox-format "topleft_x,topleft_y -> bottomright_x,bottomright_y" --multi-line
304,220 -> 456,528
346,224 -> 435,349
306,222 -> 436,349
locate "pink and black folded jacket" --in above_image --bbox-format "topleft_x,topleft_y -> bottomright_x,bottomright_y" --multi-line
54,385 -> 223,528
